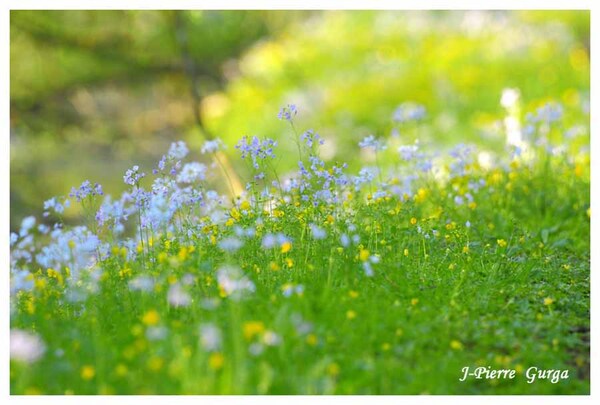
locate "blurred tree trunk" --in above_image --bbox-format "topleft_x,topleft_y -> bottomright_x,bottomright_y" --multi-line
172,11 -> 244,198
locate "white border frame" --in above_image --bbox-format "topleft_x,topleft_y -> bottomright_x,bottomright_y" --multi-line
2,1 -> 596,404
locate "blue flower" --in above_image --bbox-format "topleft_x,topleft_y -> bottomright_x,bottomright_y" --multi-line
19,216 -> 36,237
218,237 -> 244,252
393,102 -> 426,123
358,135 -> 387,151
176,162 -> 207,183
168,141 -> 189,160
277,104 -> 298,121
300,130 -> 324,148
43,197 -> 66,217
535,102 -> 563,124
70,180 -> 103,202
235,136 -> 277,170
398,144 -> 419,161
201,139 -> 225,154
309,224 -> 327,240
123,165 -> 145,186
35,226 -> 104,280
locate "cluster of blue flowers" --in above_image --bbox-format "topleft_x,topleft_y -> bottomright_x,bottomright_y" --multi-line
235,135 -> 278,177
123,165 -> 146,186
10,100 -> 579,298
277,104 -> 298,122
69,180 -> 103,202
392,102 -> 427,123
358,135 -> 388,152
300,130 -> 324,149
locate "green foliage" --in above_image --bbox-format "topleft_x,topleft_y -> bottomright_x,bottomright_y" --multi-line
204,11 -> 589,160
10,104 -> 590,394
10,11 -> 589,226
10,10 -> 301,225
9,11 -> 590,394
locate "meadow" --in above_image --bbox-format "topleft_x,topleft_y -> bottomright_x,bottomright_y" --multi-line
10,100 -> 590,394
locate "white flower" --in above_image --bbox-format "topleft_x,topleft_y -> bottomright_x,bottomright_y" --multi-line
216,265 -> 255,300
398,144 -> 419,161
218,237 -> 244,252
262,330 -> 281,346
501,88 -> 520,109
128,275 -> 155,292
177,162 -> 207,183
201,139 -> 225,154
167,283 -> 191,307
168,141 -> 189,160
10,329 -> 45,364
19,216 -> 36,237
358,135 -> 387,151
146,326 -> 168,341
199,323 -> 222,352
309,224 -> 326,240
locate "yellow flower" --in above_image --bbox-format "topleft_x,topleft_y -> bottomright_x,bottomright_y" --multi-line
142,310 -> 160,326
34,278 -> 46,290
281,241 -> 292,254
462,245 -> 470,254
285,258 -> 294,268
497,239 -> 507,248
348,290 -> 359,299
243,321 -> 265,340
119,266 -> 132,279
414,188 -> 427,203
182,346 -> 193,358
305,334 -> 318,346
411,298 -> 419,306
208,352 -> 224,370
147,356 -> 164,372
230,207 -> 241,220
450,340 -> 463,350
410,217 -> 417,225
115,364 -> 128,377
543,297 -> 554,306
240,200 -> 251,211
359,248 -> 370,262
326,214 -> 335,225
158,252 -> 168,264
47,268 -> 64,285
178,247 -> 189,261
346,310 -> 356,320
80,365 -> 95,380
326,362 -> 340,376
403,248 -> 409,257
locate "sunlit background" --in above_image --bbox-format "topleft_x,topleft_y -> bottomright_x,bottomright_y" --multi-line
10,10 -> 590,227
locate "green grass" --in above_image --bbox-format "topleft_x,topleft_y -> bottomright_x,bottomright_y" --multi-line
10,110 -> 590,395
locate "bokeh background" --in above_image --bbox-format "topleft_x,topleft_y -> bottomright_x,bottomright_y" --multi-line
10,10 -> 590,227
